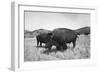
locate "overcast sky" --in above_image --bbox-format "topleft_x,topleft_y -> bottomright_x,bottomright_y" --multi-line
25,11 -> 90,31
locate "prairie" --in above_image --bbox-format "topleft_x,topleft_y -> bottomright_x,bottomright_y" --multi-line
24,35 -> 90,61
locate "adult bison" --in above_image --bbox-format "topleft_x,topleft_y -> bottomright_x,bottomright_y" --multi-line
46,28 -> 78,52
75,27 -> 90,35
36,29 -> 51,47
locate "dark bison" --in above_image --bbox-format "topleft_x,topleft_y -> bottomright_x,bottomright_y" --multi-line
75,27 -> 90,35
46,28 -> 78,52
36,30 -> 51,47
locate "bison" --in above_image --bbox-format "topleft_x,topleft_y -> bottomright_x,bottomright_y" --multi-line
75,27 -> 90,35
36,29 -> 51,47
46,28 -> 78,52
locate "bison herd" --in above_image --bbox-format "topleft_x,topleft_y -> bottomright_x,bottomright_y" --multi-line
36,27 -> 90,54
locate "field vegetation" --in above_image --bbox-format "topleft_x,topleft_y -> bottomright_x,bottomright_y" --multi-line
24,34 -> 90,61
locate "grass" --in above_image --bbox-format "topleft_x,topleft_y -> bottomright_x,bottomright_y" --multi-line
24,35 -> 90,61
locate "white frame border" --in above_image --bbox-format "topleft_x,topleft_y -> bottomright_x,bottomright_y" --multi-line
11,2 -> 97,71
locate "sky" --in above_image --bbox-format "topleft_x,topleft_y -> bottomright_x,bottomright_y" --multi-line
24,11 -> 90,31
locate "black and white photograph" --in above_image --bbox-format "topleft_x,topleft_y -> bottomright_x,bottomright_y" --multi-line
24,11 -> 90,61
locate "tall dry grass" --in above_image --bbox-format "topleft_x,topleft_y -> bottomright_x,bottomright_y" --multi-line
24,35 -> 90,61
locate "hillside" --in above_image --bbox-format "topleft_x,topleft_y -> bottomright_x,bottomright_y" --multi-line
24,29 -> 51,38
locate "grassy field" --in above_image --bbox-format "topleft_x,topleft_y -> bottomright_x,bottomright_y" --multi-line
24,35 -> 90,61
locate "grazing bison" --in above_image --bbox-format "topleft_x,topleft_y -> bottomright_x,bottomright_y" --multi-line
46,28 -> 78,52
36,32 -> 51,47
75,27 -> 90,35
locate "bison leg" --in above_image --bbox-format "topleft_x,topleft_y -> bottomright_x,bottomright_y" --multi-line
45,42 -> 52,51
56,44 -> 65,52
73,42 -> 75,48
72,40 -> 76,48
37,40 -> 39,47
62,43 -> 67,51
40,42 -> 42,47
55,45 -> 61,52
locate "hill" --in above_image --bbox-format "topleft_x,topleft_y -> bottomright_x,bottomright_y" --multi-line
24,29 -> 51,38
